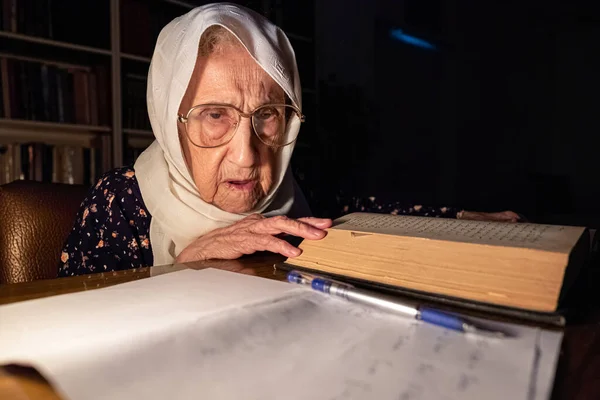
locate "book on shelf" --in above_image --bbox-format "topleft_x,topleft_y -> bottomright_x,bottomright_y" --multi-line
123,73 -> 151,131
0,56 -> 110,126
0,141 -> 102,186
285,212 -> 591,324
2,0 -> 53,37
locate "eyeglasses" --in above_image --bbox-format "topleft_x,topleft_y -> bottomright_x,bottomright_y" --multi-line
177,103 -> 305,148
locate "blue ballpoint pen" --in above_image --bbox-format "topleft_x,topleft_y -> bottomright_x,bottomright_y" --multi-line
287,270 -> 505,337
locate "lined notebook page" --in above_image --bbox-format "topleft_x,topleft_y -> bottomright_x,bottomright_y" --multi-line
334,213 -> 585,252
0,269 -> 561,400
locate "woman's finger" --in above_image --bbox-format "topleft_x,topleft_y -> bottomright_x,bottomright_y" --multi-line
251,215 -> 327,239
297,217 -> 333,229
240,232 -> 302,258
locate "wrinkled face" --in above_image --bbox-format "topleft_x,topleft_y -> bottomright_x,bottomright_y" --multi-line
178,44 -> 285,214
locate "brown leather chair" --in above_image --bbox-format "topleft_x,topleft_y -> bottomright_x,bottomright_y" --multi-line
0,181 -> 89,284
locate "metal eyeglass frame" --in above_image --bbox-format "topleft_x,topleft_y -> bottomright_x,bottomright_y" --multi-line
177,103 -> 305,149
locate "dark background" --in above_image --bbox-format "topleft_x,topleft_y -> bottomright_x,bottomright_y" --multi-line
308,0 -> 600,227
2,0 -> 598,227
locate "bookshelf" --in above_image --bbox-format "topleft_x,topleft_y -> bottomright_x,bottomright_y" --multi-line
0,0 -> 318,185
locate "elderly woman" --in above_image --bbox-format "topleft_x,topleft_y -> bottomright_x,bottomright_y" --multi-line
58,4 -> 518,277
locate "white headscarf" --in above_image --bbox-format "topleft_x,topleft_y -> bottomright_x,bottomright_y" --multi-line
134,3 -> 306,266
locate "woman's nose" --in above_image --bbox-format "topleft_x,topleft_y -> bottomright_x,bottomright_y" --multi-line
227,117 -> 259,167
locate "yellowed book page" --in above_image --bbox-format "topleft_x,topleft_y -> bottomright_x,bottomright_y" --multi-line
333,213 -> 585,253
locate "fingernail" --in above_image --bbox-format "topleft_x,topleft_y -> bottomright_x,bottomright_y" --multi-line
291,248 -> 302,257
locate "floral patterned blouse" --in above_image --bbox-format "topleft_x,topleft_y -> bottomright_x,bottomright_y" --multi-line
58,167 -> 460,277
58,167 -> 153,277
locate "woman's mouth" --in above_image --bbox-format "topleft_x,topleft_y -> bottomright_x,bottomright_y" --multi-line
226,180 -> 257,191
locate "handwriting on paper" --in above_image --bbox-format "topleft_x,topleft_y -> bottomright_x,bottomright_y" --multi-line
171,289 -> 538,400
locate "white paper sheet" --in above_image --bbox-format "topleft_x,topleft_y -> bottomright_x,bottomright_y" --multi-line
0,269 -> 562,400
532,329 -> 564,400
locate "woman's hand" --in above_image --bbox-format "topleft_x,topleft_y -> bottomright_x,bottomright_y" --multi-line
459,210 -> 521,223
176,214 -> 333,263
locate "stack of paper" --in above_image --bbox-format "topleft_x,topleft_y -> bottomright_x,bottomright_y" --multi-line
0,269 -> 563,400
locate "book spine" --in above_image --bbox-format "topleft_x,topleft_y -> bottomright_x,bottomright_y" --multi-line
64,69 -> 75,123
72,69 -> 86,124
28,61 -> 42,121
16,0 -> 26,34
52,145 -> 59,183
47,65 -> 58,122
42,143 -> 53,182
47,0 -> 54,38
55,67 -> 65,123
94,65 -> 110,126
20,143 -> 30,180
12,142 -> 22,180
40,64 -> 50,121
81,70 -> 91,124
62,146 -> 73,184
0,57 -> 9,118
33,143 -> 43,181
88,71 -> 98,125
10,0 -> 18,33
2,0 -> 12,32
16,60 -> 28,119
72,146 -> 84,184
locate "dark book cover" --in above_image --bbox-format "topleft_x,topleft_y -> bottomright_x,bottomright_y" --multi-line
7,58 -> 20,118
17,60 -> 29,119
47,0 -> 54,38
8,0 -> 17,32
33,142 -> 43,181
33,0 -> 50,38
63,69 -> 75,123
46,65 -> 59,122
55,67 -> 65,122
72,69 -> 88,124
88,72 -> 98,125
40,64 -> 50,121
16,0 -> 26,34
27,61 -> 43,121
0,57 -> 10,118
20,143 -> 31,180
93,65 -> 110,126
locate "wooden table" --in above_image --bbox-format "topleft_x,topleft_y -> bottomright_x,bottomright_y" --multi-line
1,254 -> 599,400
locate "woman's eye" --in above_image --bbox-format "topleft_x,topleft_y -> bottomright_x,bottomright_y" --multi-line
207,111 -> 223,120
257,108 -> 277,120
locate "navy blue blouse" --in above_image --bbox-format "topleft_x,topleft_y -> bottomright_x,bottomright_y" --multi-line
58,167 -> 460,277
58,167 -> 153,277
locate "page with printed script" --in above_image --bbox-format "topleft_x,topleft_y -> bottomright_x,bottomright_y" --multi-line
0,268 -> 562,400
334,212 -> 585,253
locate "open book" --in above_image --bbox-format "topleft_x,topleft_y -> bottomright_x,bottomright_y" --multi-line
286,213 -> 589,313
